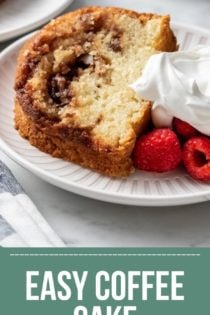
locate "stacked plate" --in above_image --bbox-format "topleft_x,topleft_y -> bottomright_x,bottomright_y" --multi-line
0,0 -> 74,42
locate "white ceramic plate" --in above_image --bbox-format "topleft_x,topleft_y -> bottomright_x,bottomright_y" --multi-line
0,0 -> 74,42
1,22 -> 210,206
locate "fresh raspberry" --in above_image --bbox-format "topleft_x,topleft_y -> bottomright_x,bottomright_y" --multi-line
173,118 -> 199,139
183,137 -> 210,181
133,128 -> 182,172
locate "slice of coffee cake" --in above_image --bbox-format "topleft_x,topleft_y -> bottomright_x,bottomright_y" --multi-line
15,6 -> 177,177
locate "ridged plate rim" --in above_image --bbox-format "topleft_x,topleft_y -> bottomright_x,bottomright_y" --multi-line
1,22 -> 210,206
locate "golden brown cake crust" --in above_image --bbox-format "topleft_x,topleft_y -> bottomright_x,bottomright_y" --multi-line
14,6 -> 177,177
15,101 -> 151,177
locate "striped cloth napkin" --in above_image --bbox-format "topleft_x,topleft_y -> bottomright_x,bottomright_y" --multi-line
0,161 -> 65,247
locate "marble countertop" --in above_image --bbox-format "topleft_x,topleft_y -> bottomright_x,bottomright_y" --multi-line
1,0 -> 210,247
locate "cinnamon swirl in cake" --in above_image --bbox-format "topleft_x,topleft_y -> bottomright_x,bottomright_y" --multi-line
14,6 -> 177,177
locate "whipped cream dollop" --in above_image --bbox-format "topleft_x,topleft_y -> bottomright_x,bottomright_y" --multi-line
130,46 -> 210,136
